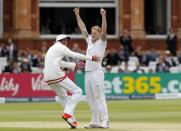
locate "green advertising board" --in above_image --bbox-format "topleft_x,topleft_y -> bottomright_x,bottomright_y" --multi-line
75,73 -> 181,99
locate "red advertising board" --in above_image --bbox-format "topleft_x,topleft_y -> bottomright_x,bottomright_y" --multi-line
0,72 -> 74,97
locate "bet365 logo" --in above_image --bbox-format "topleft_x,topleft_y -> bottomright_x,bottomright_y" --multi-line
104,76 -> 161,95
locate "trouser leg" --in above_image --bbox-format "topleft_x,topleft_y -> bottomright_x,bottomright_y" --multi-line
59,77 -> 82,116
50,84 -> 69,107
87,71 -> 109,123
85,73 -> 99,124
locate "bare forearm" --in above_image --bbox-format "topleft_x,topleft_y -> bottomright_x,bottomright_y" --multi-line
76,15 -> 86,31
102,14 -> 107,34
74,7 -> 89,38
100,8 -> 107,41
101,14 -> 107,41
75,14 -> 88,38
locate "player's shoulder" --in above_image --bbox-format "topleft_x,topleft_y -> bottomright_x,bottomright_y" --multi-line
99,38 -> 107,44
54,42 -> 66,47
86,35 -> 91,41
50,42 -> 66,52
99,38 -> 107,48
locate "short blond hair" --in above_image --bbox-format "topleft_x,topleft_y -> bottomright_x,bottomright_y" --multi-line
91,26 -> 101,33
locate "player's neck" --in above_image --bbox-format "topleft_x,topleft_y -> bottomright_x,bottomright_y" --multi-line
91,38 -> 99,43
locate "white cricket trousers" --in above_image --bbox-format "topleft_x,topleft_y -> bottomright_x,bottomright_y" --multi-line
85,70 -> 109,124
49,77 -> 82,116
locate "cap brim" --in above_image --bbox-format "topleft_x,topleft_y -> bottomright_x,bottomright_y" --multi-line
66,37 -> 70,41
56,36 -> 71,41
61,37 -> 70,41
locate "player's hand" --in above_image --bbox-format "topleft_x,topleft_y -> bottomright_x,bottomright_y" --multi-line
100,8 -> 106,15
73,7 -> 80,15
92,55 -> 100,62
75,62 -> 85,69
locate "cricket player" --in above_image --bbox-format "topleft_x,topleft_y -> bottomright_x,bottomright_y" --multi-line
43,34 -> 99,128
74,7 -> 109,128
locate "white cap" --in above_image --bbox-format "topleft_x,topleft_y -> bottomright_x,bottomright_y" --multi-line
56,34 -> 70,41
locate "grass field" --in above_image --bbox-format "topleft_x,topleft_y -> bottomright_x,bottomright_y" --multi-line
0,99 -> 181,131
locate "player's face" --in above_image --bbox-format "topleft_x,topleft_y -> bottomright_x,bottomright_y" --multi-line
91,29 -> 101,43
61,39 -> 68,46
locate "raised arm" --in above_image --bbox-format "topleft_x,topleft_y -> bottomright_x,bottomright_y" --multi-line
100,8 -> 107,41
74,7 -> 89,39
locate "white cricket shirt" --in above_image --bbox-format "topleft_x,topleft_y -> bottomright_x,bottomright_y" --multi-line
85,35 -> 107,71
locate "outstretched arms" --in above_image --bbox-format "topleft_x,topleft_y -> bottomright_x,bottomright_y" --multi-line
74,7 -> 89,39
100,8 -> 107,41
74,7 -> 107,41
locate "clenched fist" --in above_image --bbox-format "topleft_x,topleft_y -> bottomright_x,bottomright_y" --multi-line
73,7 -> 80,15
100,8 -> 106,15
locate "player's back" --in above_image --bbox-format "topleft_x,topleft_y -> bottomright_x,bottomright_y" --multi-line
44,42 -> 66,81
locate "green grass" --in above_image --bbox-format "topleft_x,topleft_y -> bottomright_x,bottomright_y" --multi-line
0,99 -> 181,131
106,100 -> 181,123
0,128 -> 70,131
